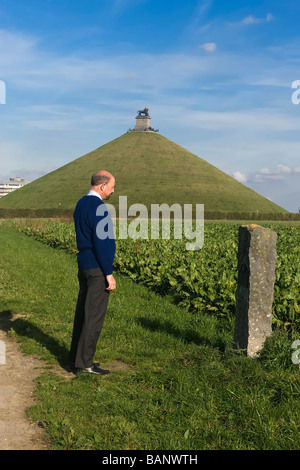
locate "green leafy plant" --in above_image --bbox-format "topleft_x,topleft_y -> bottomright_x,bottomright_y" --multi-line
16,219 -> 300,331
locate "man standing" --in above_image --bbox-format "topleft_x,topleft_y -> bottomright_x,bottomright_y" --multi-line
69,170 -> 116,375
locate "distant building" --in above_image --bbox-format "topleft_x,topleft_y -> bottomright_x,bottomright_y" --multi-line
0,177 -> 27,198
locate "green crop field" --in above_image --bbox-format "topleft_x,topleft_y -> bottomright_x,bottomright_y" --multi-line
1,219 -> 300,450
17,218 -> 300,330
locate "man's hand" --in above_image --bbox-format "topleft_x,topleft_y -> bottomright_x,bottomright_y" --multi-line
106,274 -> 116,291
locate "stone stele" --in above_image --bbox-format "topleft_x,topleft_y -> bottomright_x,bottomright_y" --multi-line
234,224 -> 277,357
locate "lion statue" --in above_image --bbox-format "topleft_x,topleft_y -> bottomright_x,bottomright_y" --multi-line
137,107 -> 149,116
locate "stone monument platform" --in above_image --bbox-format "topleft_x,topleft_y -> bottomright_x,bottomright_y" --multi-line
128,107 -> 159,133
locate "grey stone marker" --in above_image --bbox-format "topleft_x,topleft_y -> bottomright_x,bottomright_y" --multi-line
234,224 -> 277,357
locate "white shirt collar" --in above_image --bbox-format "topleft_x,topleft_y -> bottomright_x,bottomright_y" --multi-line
87,189 -> 102,200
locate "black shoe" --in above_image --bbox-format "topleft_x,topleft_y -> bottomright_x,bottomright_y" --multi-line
77,364 -> 110,375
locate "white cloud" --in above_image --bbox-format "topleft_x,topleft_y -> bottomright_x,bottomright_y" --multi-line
276,164 -> 292,174
0,27 -> 295,116
0,29 -> 38,74
233,171 -> 247,183
254,164 -> 295,182
167,108 -> 300,133
229,13 -> 274,28
242,13 -> 274,25
200,42 -> 216,53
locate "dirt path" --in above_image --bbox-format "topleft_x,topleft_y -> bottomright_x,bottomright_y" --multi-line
0,317 -> 50,450
0,314 -> 131,450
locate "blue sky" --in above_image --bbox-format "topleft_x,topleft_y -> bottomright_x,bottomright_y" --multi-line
0,0 -> 300,212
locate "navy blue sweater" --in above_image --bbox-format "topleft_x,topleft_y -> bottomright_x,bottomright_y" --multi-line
73,195 -> 116,275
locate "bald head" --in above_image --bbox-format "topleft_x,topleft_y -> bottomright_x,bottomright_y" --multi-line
91,170 -> 115,200
91,170 -> 114,187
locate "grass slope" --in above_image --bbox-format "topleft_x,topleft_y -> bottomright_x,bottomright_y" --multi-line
0,132 -> 286,213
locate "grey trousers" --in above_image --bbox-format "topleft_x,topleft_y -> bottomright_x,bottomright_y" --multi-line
69,268 -> 110,369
